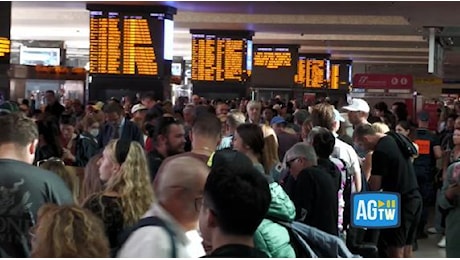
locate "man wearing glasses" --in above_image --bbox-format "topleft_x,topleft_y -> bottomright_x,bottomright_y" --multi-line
283,143 -> 339,236
117,156 -> 209,258
0,113 -> 73,257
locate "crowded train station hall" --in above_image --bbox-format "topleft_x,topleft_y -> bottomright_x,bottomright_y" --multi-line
1,1 -> 459,258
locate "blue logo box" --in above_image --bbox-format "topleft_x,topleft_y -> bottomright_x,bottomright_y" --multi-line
351,192 -> 401,229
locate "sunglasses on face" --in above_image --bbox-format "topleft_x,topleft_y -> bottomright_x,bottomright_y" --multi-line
286,158 -> 299,168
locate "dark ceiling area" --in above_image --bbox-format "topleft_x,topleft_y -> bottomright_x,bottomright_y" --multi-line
10,1 -> 460,79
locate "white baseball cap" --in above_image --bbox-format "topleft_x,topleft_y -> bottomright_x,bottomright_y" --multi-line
342,98 -> 370,113
131,104 -> 148,114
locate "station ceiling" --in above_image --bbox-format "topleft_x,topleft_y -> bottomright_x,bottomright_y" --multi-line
10,1 -> 460,77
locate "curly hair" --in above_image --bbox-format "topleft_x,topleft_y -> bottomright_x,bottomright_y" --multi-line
30,204 -> 110,258
102,139 -> 154,226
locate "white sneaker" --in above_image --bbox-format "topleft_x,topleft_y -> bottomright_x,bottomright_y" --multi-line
427,227 -> 438,234
438,236 -> 446,248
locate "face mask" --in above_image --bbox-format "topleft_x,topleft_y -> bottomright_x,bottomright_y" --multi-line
89,129 -> 99,137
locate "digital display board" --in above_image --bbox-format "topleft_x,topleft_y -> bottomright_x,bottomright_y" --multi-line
295,54 -> 330,88
87,5 -> 176,77
19,47 -> 60,66
0,1 -> 11,64
330,60 -> 352,89
0,38 -> 10,61
251,44 -> 298,88
190,30 -> 253,83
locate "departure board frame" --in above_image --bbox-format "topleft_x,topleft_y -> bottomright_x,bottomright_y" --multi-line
251,44 -> 299,88
295,53 -> 331,89
86,4 -> 177,78
0,1 -> 11,65
190,30 -> 254,84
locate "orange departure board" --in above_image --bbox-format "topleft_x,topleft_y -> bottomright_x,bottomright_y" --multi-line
251,44 -> 298,88
0,2 -> 11,64
191,31 -> 253,83
330,63 -> 340,89
0,37 -> 10,58
329,60 -> 352,89
89,10 -> 168,76
253,48 -> 292,69
295,55 -> 329,88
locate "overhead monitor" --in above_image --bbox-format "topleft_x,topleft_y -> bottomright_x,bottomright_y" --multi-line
251,44 -> 299,88
330,60 -> 352,89
295,54 -> 330,88
190,30 -> 254,83
19,46 -> 61,66
87,5 -> 176,77
171,62 -> 182,76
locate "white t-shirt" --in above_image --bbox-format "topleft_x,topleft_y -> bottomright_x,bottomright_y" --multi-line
332,137 -> 362,193
117,203 -> 205,258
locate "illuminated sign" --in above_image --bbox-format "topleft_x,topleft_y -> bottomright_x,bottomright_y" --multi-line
330,60 -> 352,90
253,47 -> 292,69
330,63 -> 340,89
0,2 -> 11,64
87,6 -> 175,77
190,30 -> 253,83
295,55 -> 330,88
20,46 -> 60,66
251,44 -> 299,88
0,37 -> 10,58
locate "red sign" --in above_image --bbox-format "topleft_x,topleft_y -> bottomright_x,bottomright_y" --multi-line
352,74 -> 413,90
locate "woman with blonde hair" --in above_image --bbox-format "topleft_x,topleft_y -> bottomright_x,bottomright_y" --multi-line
79,153 -> 103,203
30,204 -> 110,258
371,122 -> 390,134
83,139 -> 154,254
38,158 -> 80,203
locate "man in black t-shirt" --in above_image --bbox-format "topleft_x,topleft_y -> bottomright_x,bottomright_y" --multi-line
413,111 -> 442,237
284,143 -> 339,236
0,113 -> 73,257
353,124 -> 422,258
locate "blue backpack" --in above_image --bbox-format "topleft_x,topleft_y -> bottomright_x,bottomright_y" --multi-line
268,217 -> 360,258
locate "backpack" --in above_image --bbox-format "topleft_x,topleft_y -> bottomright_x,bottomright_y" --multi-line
330,157 -> 352,230
386,131 -> 418,158
267,217 -> 359,258
113,216 -> 177,258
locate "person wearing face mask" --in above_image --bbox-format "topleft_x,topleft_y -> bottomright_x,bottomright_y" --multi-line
75,115 -> 100,167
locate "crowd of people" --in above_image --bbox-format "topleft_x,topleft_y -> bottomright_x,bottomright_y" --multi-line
0,90 -> 459,258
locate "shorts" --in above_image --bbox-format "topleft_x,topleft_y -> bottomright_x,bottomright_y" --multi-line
378,191 -> 422,248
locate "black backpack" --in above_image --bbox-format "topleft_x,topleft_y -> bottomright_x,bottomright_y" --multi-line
386,131 -> 418,158
113,216 -> 177,258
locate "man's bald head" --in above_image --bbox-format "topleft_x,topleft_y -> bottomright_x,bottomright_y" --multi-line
155,156 -> 210,201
